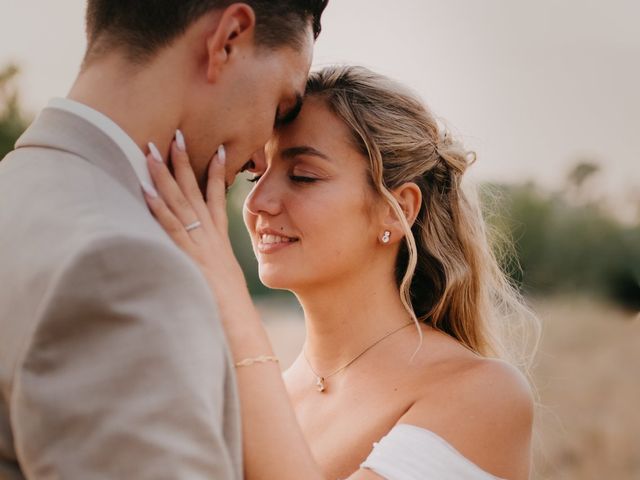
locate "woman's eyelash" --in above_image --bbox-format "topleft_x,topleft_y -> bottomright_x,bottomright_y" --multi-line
246,175 -> 318,184
290,175 -> 317,183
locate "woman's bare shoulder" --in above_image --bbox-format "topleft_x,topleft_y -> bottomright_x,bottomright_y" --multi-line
408,327 -> 533,406
398,331 -> 534,479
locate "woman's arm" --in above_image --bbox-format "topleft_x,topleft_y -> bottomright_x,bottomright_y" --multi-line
143,140 -> 328,480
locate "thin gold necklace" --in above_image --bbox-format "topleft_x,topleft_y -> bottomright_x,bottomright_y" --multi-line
303,321 -> 414,393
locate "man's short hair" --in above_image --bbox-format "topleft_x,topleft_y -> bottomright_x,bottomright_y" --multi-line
84,0 -> 329,64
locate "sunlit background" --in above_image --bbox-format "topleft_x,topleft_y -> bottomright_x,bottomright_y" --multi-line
1,1 -> 638,479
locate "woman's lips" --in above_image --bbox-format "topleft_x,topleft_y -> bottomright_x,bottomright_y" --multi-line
257,233 -> 299,254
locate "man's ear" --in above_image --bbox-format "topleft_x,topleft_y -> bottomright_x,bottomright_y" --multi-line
204,4 -> 257,82
380,182 -> 422,245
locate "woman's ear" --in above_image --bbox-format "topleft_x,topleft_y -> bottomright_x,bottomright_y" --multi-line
204,4 -> 256,82
379,182 -> 422,245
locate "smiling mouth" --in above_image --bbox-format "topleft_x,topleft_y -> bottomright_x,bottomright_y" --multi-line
257,233 -> 300,254
259,234 -> 299,245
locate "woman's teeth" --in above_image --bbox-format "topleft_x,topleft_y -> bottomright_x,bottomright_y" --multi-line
260,234 -> 296,245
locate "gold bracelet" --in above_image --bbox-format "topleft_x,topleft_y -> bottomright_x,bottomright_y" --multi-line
234,355 -> 279,368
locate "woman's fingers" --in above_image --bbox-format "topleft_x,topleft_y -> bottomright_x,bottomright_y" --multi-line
143,140 -> 247,291
169,133 -> 212,225
146,153 -> 206,241
206,145 -> 229,231
143,189 -> 195,252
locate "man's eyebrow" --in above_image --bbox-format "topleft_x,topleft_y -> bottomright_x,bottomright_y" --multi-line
281,145 -> 329,161
276,93 -> 304,127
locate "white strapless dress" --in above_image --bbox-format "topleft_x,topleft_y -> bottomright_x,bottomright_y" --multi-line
360,423 -> 505,480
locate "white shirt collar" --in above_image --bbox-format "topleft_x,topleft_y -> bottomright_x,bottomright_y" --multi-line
47,97 -> 156,195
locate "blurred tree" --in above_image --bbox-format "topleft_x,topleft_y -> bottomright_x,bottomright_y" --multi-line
567,160 -> 600,191
565,159 -> 602,206
485,167 -> 640,310
0,63 -> 29,159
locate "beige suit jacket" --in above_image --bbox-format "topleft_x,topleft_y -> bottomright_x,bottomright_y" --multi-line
0,107 -> 242,479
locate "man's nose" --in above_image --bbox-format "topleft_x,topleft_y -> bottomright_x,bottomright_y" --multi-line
247,147 -> 267,175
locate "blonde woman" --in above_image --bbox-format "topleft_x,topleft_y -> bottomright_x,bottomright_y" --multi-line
144,66 -> 537,480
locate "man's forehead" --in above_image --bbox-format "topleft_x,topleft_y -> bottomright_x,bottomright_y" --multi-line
289,46 -> 313,107
290,60 -> 312,92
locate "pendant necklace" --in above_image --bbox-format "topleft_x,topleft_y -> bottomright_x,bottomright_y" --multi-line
303,321 -> 414,393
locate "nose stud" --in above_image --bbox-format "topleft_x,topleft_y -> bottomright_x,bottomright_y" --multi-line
382,231 -> 391,244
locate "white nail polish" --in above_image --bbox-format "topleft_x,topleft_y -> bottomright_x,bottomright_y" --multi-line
175,129 -> 186,152
141,181 -> 158,198
217,144 -> 226,165
148,142 -> 163,163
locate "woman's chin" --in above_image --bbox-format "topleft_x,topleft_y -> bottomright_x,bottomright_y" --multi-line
258,268 -> 297,291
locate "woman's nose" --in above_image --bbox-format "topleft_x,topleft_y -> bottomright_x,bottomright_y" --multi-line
244,174 -> 282,217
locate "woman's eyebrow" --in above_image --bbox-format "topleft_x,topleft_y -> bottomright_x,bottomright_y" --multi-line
280,145 -> 330,161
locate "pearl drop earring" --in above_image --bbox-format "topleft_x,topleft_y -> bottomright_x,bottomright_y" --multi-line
382,231 -> 391,244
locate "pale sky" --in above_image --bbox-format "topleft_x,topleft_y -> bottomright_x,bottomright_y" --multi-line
1,0 -> 638,197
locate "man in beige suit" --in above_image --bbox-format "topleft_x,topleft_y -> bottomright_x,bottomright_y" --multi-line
0,1 -> 327,478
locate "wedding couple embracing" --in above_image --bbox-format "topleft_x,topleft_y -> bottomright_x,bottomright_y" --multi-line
0,1 -> 537,479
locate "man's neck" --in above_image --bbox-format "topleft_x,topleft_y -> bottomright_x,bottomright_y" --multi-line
67,54 -> 185,160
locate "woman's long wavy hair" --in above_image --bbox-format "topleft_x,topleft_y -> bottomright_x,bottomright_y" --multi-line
306,66 -> 539,369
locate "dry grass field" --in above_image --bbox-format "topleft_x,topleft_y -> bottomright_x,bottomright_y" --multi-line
530,297 -> 639,480
258,295 -> 640,479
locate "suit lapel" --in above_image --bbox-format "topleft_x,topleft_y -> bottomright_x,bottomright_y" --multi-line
15,107 -> 145,203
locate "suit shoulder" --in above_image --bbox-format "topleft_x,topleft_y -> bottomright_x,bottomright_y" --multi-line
55,231 -> 209,301
33,231 -> 227,368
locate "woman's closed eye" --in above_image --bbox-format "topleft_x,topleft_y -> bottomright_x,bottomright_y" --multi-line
289,175 -> 317,184
246,174 -> 319,184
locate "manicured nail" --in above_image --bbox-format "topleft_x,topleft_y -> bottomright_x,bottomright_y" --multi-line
217,144 -> 226,165
148,142 -> 163,163
175,129 -> 186,152
141,181 -> 158,198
